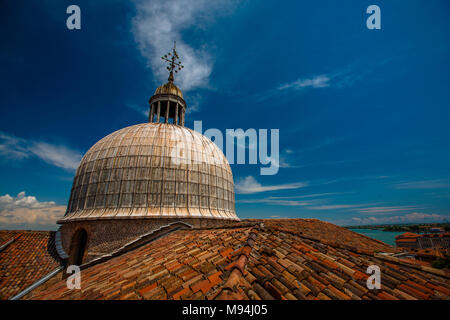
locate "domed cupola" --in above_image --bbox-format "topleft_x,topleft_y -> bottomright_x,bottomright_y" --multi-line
57,43 -> 238,265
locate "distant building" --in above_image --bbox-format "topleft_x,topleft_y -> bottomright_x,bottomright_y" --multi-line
395,232 -> 450,260
419,226 -> 446,234
395,232 -> 421,249
418,233 -> 450,250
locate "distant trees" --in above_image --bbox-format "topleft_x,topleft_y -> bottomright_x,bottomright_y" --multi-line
432,256 -> 450,269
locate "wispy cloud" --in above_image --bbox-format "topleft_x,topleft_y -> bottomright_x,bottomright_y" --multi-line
238,192 -> 352,206
131,0 -> 239,91
307,201 -> 423,214
0,132 -> 29,159
0,132 -> 82,170
127,103 -> 149,118
277,74 -> 330,91
392,179 -> 450,190
351,212 -> 449,225
356,205 -> 422,215
238,197 -> 312,207
320,175 -> 390,186
28,143 -> 82,171
258,58 -> 393,101
273,149 -> 305,169
309,204 -> 363,210
269,192 -> 352,199
433,193 -> 450,199
235,176 -> 307,194
0,192 -> 65,229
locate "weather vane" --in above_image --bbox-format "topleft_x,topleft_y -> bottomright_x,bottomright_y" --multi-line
161,41 -> 184,82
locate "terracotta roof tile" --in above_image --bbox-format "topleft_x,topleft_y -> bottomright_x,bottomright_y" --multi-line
0,230 -> 61,299
6,219 -> 448,301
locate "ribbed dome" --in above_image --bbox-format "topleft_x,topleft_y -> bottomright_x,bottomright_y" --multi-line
154,81 -> 183,99
62,123 -> 237,221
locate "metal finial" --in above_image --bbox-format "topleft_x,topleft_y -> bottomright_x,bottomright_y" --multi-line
161,41 -> 184,82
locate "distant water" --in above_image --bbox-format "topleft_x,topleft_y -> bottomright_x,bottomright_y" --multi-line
348,228 -> 405,246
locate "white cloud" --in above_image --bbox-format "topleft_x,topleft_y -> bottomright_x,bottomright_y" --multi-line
238,197 -> 312,206
0,132 -> 82,170
235,175 -> 307,194
351,212 -> 449,225
278,74 -> 330,91
392,179 -> 450,190
309,204 -> 363,210
320,174 -> 390,185
29,142 -> 82,171
357,205 -> 422,215
131,0 -> 239,91
434,193 -> 450,199
308,202 -> 421,213
0,191 -> 56,211
0,192 -> 65,228
269,192 -> 351,199
238,192 -> 353,206
258,58 -> 394,101
186,93 -> 202,114
127,103 -> 149,118
0,132 -> 29,160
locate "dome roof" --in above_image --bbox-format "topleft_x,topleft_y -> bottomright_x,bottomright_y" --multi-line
154,81 -> 183,99
62,123 -> 237,222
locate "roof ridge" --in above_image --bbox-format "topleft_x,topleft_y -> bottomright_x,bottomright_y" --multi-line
195,222 -> 259,231
0,237 -> 15,253
264,223 -> 388,257
374,253 -> 450,279
213,227 -> 258,300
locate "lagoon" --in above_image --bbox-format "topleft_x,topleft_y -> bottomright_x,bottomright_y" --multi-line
348,228 -> 404,246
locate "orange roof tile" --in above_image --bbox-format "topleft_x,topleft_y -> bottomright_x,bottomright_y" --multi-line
0,230 -> 61,299
2,219 -> 447,301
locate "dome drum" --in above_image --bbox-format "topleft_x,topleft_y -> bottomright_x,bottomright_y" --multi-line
59,217 -> 238,264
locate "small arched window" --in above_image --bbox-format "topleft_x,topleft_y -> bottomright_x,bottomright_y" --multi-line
68,228 -> 88,266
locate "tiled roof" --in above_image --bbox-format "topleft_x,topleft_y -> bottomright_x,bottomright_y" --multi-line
23,220 -> 450,300
396,239 -> 418,243
0,230 -> 62,299
248,219 -> 396,254
237,226 -> 450,300
421,233 -> 450,238
26,227 -> 254,300
396,232 -> 421,239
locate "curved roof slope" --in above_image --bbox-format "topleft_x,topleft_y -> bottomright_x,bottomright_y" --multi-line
24,220 -> 450,300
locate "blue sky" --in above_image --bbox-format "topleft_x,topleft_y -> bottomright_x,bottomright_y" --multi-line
1,0 -> 449,229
